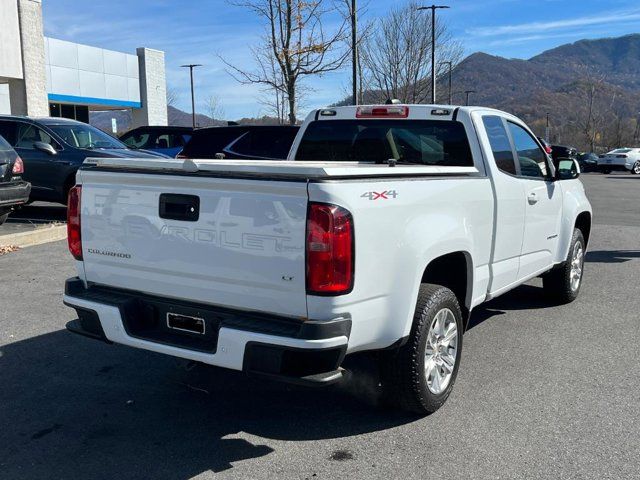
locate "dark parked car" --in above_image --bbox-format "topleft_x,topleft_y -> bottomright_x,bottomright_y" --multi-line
120,126 -> 193,158
178,125 -> 299,160
576,152 -> 599,172
0,134 -> 30,225
0,116 -> 164,204
550,144 -> 577,162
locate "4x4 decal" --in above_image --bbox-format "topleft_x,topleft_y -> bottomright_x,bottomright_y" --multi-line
361,190 -> 398,200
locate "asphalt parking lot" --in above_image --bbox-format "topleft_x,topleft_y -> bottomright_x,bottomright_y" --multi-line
0,173 -> 638,479
1,202 -> 66,236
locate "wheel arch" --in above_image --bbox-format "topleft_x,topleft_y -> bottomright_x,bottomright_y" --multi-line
419,250 -> 474,328
575,211 -> 592,247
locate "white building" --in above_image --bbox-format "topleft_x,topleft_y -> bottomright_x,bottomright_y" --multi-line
0,0 -> 167,127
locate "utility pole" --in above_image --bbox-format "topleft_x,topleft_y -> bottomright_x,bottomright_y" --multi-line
546,112 -> 550,142
351,0 -> 358,105
180,64 -> 202,128
440,61 -> 452,105
418,4 -> 450,104
464,89 -> 476,106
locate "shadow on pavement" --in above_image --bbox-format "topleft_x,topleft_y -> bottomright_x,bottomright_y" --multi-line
468,284 -> 552,330
585,250 -> 640,263
0,330 -> 413,479
7,202 -> 67,225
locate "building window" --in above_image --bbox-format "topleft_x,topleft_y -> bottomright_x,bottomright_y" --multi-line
48,103 -> 90,124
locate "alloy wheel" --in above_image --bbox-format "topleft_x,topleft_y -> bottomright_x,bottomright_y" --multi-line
424,308 -> 458,395
570,241 -> 584,292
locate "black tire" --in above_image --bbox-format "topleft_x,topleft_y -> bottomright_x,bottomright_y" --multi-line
0,212 -> 8,226
379,284 -> 464,415
543,228 -> 585,304
631,161 -> 640,175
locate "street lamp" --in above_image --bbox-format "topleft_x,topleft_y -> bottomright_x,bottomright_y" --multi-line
546,112 -> 550,142
440,61 -> 452,105
180,64 -> 202,128
417,4 -> 450,104
351,0 -> 358,105
464,89 -> 476,106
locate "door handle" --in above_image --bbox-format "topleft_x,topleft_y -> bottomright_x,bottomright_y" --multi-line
527,193 -> 538,205
159,193 -> 200,221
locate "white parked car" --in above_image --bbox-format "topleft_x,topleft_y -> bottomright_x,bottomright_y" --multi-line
63,104 -> 592,414
597,148 -> 640,174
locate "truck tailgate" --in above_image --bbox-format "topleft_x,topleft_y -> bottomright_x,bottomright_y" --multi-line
78,169 -> 309,318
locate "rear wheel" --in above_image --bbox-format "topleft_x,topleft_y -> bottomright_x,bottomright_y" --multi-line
379,284 -> 463,414
543,228 -> 585,304
631,161 -> 640,175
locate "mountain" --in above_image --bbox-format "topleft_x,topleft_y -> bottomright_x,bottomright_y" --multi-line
450,35 -> 640,149
531,35 -> 640,89
452,34 -> 640,107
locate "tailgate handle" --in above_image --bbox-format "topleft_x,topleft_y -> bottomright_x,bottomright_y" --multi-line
159,193 -> 200,222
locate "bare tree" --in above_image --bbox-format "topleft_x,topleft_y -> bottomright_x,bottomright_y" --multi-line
572,70 -> 608,152
255,45 -> 288,124
166,87 -> 180,108
203,94 -> 225,124
222,0 -> 349,124
336,0 -> 375,104
360,1 -> 462,104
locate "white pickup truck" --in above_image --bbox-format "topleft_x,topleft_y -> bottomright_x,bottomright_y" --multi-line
63,104 -> 592,414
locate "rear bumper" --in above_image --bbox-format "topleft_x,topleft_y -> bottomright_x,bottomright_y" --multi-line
598,162 -> 632,171
63,277 -> 350,386
0,181 -> 31,209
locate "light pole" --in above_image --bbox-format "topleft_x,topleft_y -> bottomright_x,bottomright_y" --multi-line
546,112 -> 550,142
351,0 -> 358,105
464,89 -> 476,106
418,4 -> 450,104
440,61 -> 452,105
180,64 -> 202,128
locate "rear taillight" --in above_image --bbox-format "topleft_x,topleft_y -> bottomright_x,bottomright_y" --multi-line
356,105 -> 409,118
616,154 -> 628,158
67,185 -> 82,260
306,203 -> 354,295
12,156 -> 24,174
544,145 -> 552,155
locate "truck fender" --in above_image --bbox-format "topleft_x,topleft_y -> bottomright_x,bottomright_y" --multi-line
555,185 -> 592,264
400,241 -> 474,339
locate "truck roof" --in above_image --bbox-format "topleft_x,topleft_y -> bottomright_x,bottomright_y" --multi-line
308,104 -> 514,122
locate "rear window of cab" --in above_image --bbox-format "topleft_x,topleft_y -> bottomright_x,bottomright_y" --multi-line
295,119 -> 473,166
0,135 -> 12,151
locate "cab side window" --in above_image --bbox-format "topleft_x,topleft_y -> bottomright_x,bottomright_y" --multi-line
482,116 -> 516,175
15,123 -> 58,150
0,121 -> 17,145
507,122 -> 549,179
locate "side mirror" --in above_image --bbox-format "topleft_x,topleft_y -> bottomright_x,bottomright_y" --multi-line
556,158 -> 580,180
34,141 -> 57,156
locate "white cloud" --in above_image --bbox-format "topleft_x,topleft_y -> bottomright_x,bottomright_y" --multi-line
468,7 -> 640,37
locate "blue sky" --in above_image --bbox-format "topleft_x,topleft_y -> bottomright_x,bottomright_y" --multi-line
43,0 -> 640,119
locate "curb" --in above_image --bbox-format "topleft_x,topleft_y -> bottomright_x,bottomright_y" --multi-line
0,224 -> 67,248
